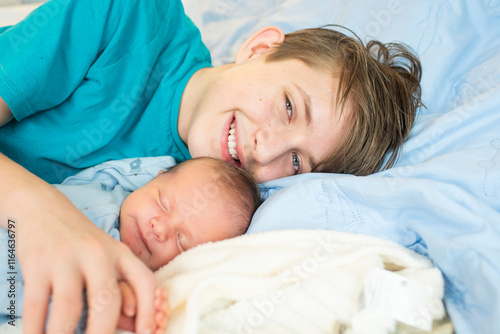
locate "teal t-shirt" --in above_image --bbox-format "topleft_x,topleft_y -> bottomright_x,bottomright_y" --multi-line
0,0 -> 211,183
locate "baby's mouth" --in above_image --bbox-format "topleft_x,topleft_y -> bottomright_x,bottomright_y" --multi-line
228,121 -> 239,161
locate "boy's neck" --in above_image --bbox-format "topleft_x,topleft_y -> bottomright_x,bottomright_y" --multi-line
177,64 -> 233,144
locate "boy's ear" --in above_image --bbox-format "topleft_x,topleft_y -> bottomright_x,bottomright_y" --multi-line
235,26 -> 285,64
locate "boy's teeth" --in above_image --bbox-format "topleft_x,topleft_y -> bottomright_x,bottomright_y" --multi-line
228,121 -> 239,160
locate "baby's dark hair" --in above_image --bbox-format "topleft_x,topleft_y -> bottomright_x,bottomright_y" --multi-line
165,157 -> 261,235
266,25 -> 423,175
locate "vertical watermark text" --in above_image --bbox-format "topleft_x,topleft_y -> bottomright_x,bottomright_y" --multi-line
5,219 -> 18,326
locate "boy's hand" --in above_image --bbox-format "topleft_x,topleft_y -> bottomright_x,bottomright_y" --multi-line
118,283 -> 171,334
0,154 -> 158,334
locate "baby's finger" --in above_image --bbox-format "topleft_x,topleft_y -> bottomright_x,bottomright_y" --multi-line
117,313 -> 136,332
119,281 -> 137,317
154,288 -> 171,330
155,288 -> 171,316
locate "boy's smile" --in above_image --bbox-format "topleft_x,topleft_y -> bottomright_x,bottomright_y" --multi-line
221,113 -> 244,169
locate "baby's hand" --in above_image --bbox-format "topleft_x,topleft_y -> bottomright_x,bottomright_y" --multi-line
118,282 -> 171,333
154,287 -> 171,332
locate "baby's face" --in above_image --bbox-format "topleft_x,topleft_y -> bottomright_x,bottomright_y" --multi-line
119,160 -> 241,271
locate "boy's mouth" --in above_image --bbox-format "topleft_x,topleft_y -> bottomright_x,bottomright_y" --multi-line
228,121 -> 239,161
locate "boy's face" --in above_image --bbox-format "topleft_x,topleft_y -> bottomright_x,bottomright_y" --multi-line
185,56 -> 352,183
119,160 -> 241,271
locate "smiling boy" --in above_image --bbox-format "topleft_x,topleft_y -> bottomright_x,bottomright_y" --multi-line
180,28 -> 352,183
0,0 -> 422,332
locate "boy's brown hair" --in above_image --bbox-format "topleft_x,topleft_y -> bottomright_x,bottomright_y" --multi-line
266,26 -> 423,175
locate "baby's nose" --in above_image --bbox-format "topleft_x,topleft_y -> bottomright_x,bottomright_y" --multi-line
151,217 -> 169,242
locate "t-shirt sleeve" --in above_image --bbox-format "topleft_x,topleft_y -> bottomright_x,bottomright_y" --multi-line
0,0 -> 120,121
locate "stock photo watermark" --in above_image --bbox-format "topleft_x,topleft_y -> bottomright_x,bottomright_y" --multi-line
7,0 -> 65,53
1,217 -> 124,333
54,277 -> 123,334
234,232 -> 446,334
236,236 -> 342,334
4,218 -> 18,326
50,54 -> 183,183
361,0 -> 402,38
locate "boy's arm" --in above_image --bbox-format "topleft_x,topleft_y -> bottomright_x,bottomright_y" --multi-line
0,154 -> 158,334
0,96 -> 12,126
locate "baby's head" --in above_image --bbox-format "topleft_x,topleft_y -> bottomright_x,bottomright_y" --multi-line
119,157 -> 261,270
265,26 -> 423,175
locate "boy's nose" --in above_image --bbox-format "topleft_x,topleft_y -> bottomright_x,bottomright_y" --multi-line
252,127 -> 291,165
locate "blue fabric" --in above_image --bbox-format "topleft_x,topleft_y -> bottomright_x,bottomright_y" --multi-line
0,25 -> 10,34
0,0 -> 211,183
61,155 -> 177,191
247,1 -> 500,333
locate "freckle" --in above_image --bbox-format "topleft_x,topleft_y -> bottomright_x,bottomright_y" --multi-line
259,99 -> 262,102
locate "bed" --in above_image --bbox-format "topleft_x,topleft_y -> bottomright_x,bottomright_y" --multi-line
1,0 -> 499,333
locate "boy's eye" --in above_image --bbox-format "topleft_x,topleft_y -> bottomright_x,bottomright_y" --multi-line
292,152 -> 301,174
285,96 -> 293,121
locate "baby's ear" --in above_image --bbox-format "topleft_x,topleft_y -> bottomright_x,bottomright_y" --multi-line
235,26 -> 285,64
156,170 -> 165,177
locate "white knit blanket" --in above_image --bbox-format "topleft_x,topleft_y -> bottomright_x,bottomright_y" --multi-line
155,229 -> 446,334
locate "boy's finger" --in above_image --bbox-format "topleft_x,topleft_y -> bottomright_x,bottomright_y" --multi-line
118,253 -> 158,334
22,278 -> 50,334
46,271 -> 84,334
85,271 -> 122,334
